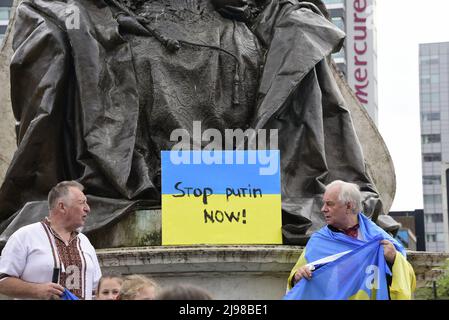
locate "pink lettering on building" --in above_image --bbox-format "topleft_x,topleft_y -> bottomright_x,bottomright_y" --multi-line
352,0 -> 369,105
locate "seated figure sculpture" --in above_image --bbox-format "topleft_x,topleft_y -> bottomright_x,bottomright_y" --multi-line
0,0 -> 391,246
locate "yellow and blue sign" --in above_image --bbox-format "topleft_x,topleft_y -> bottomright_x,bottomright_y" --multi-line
161,150 -> 282,245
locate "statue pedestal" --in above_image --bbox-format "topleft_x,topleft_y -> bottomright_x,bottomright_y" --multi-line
90,210 -> 449,299
90,210 -> 297,299
88,210 -> 162,248
96,243 -> 449,299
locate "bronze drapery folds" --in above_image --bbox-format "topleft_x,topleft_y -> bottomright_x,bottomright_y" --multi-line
0,0 -> 389,246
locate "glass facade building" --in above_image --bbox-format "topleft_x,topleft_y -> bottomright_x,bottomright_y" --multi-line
419,42 -> 449,252
322,0 -> 347,76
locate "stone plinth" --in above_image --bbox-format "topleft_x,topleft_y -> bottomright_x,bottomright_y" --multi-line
407,251 -> 449,287
88,210 -> 162,248
97,245 -> 299,300
90,210 -> 449,298
97,245 -> 449,300
1,244 -> 447,300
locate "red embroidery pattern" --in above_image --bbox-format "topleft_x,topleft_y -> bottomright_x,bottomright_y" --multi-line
42,219 -> 85,299
54,238 -> 84,299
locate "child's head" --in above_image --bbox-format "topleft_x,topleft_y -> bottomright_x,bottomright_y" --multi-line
96,274 -> 123,300
118,274 -> 160,300
155,284 -> 213,300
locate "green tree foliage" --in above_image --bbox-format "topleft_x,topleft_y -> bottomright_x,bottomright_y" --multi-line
436,259 -> 449,299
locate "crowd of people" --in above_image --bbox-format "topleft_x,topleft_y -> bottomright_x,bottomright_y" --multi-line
0,180 -> 415,300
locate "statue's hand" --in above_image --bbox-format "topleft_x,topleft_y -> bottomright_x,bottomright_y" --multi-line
211,0 -> 251,22
116,13 -> 151,36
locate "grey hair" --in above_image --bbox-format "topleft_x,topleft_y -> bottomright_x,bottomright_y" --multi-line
48,180 -> 84,210
325,180 -> 362,214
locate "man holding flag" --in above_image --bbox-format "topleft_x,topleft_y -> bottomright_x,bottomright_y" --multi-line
286,180 -> 416,300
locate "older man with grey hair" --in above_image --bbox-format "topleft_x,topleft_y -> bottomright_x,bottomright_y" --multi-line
287,180 -> 416,300
0,181 -> 101,300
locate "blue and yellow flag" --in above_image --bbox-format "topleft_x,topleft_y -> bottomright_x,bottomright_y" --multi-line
286,214 -> 416,299
61,288 -> 79,300
284,235 -> 390,300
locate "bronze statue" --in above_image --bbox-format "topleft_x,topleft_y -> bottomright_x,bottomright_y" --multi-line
0,0 -> 388,246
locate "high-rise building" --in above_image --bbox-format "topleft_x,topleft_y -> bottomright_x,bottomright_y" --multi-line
0,0 -> 12,46
323,0 -> 378,125
323,0 -> 347,76
419,42 -> 449,252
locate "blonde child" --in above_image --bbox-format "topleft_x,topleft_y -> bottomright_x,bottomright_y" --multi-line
118,274 -> 160,300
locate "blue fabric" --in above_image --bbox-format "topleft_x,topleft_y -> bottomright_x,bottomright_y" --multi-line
305,213 -> 406,264
284,213 -> 406,300
61,288 -> 79,300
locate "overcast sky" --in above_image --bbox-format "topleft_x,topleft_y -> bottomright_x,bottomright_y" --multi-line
376,0 -> 449,211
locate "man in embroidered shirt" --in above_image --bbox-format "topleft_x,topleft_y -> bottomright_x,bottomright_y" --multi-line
0,181 -> 102,300
287,180 -> 416,299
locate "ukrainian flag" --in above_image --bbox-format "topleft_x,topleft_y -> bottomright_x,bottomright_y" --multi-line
161,150 -> 282,245
285,213 -> 416,300
284,235 -> 389,300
